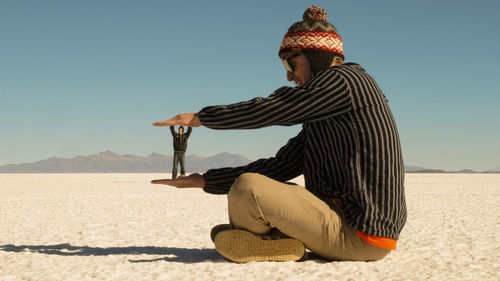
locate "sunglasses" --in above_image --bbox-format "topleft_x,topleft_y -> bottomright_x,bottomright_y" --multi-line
281,53 -> 301,73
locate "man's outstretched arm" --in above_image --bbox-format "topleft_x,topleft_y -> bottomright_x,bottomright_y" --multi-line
153,71 -> 350,130
197,72 -> 351,130
151,129 -> 305,193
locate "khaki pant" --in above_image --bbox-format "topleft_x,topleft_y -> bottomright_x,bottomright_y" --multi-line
227,173 -> 390,261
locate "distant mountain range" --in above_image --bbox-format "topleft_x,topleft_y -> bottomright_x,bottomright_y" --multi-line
404,166 -> 500,174
0,151 -> 498,173
0,151 -> 251,173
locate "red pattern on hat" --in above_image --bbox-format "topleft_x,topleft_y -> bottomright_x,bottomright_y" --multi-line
279,31 -> 344,56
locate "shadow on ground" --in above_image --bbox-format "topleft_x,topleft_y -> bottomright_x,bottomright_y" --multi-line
0,244 -> 224,263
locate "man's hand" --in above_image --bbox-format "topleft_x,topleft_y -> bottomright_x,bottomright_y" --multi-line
153,113 -> 202,127
151,173 -> 205,188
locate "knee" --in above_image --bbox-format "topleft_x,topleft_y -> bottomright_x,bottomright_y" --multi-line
228,173 -> 264,202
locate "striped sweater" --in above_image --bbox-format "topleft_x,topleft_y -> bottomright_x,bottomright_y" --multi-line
197,63 -> 407,239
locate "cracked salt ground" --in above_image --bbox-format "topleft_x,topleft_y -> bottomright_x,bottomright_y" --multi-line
0,173 -> 499,280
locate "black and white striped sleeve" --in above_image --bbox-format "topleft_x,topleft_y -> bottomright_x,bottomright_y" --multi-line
197,71 -> 351,129
202,129 -> 306,194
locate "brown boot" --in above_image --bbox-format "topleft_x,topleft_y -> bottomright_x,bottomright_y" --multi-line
210,224 -> 232,242
213,229 -> 305,263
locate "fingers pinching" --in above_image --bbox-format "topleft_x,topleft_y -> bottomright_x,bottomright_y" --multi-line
151,179 -> 168,184
152,120 -> 170,127
153,113 -> 201,127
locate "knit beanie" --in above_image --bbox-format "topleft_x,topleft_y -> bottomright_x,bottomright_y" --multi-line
279,6 -> 344,74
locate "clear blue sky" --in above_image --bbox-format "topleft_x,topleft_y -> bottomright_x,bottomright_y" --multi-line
1,0 -> 499,171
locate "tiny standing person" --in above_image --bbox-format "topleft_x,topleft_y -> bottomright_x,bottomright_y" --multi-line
170,125 -> 192,180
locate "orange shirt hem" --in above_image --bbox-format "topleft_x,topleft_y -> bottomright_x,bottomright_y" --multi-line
356,230 -> 397,250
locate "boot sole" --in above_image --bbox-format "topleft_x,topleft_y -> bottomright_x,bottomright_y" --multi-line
214,229 -> 305,263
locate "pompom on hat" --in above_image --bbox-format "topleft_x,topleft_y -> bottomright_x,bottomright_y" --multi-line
279,6 -> 343,59
302,5 -> 328,22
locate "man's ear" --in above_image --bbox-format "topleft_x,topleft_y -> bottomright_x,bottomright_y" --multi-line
331,57 -> 343,66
